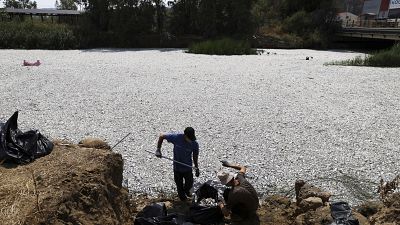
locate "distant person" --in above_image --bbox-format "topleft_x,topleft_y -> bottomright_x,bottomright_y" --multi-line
218,161 -> 259,225
156,127 -> 200,201
23,60 -> 41,66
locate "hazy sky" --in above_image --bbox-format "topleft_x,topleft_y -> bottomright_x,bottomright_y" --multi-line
37,0 -> 57,8
1,0 -> 57,9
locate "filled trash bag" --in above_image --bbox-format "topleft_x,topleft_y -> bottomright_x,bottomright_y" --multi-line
330,201 -> 359,225
189,183 -> 223,225
188,205 -> 223,225
193,183 -> 219,203
0,111 -> 53,164
134,214 -> 179,225
134,203 -> 184,225
136,203 -> 167,218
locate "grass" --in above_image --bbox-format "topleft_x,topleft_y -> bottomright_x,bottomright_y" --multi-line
187,38 -> 257,55
0,21 -> 77,49
326,44 -> 400,67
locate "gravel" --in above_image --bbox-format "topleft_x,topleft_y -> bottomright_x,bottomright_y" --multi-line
1,48 -> 400,205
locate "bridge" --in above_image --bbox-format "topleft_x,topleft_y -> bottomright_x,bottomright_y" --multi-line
339,27 -> 400,41
336,18 -> 400,41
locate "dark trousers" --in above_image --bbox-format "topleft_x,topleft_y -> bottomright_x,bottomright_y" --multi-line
174,170 -> 193,200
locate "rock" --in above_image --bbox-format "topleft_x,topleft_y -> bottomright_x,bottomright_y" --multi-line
299,197 -> 323,212
79,138 -> 111,150
295,180 -> 331,205
294,205 -> 370,225
356,200 -> 384,218
353,211 -> 371,225
295,205 -> 332,225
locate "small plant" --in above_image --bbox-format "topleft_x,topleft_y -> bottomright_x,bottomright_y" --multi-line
378,175 -> 400,200
325,44 -> 400,67
187,38 -> 257,55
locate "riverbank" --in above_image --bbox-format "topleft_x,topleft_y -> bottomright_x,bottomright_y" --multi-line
1,141 -> 398,224
1,49 -> 400,205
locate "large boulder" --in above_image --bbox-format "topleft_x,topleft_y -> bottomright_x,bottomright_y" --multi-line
295,205 -> 332,225
295,180 -> 331,205
298,197 -> 323,212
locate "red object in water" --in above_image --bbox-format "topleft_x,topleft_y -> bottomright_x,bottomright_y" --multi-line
23,60 -> 41,66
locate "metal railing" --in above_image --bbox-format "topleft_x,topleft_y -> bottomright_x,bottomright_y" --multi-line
342,18 -> 400,28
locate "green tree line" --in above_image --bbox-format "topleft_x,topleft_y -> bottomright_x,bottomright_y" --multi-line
0,0 -> 340,49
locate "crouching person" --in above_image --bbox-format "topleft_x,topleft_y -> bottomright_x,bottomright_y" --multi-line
217,161 -> 260,225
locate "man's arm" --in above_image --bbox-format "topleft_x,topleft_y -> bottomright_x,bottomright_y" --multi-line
155,134 -> 166,157
219,203 -> 230,217
193,153 -> 199,169
157,134 -> 165,149
221,161 -> 246,174
193,143 -> 200,176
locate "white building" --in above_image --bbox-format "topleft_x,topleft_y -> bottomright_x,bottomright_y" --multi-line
337,12 -> 359,26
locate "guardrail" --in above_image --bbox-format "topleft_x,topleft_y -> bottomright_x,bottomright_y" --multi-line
338,27 -> 400,41
342,19 -> 400,28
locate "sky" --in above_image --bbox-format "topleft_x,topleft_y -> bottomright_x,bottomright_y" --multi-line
35,0 -> 57,9
2,0 -> 171,9
1,0 -> 57,9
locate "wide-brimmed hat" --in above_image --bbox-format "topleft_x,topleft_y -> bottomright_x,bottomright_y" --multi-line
217,171 -> 235,185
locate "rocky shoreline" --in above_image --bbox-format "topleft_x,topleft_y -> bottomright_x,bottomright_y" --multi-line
1,140 -> 398,225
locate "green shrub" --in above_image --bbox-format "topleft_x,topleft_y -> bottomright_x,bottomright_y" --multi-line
0,21 -> 78,49
187,38 -> 257,55
326,44 -> 400,67
282,10 -> 312,36
366,44 -> 400,67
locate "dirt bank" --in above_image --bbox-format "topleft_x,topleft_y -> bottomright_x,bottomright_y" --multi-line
1,140 -> 398,225
0,140 -> 134,225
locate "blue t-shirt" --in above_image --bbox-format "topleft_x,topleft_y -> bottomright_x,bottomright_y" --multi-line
165,133 -> 199,172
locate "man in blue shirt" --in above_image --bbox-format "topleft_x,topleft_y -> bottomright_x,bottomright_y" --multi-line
156,127 -> 200,201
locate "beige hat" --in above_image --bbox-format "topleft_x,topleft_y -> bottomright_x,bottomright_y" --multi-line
217,171 -> 235,185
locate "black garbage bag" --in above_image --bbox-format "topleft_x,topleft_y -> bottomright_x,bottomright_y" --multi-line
330,202 -> 359,225
194,183 -> 219,203
134,203 -> 183,225
189,183 -> 223,225
188,205 -> 223,225
134,214 -> 179,225
0,111 -> 54,164
136,203 -> 167,219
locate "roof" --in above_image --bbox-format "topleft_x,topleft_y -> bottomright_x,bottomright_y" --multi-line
360,12 -> 377,16
4,8 -> 81,15
337,12 -> 358,17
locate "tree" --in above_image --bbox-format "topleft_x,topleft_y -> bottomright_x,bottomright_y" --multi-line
198,0 -> 217,37
56,0 -> 78,10
214,0 -> 256,37
154,0 -> 166,34
169,0 -> 200,35
3,0 -> 37,9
